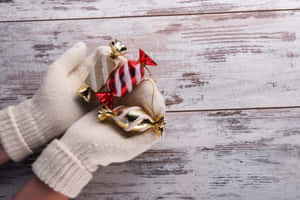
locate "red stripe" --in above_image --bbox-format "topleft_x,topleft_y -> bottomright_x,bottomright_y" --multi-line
140,64 -> 145,79
107,60 -> 146,98
118,65 -> 129,97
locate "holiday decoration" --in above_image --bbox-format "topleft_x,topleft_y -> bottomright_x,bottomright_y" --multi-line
98,105 -> 165,137
95,49 -> 157,109
109,40 -> 128,58
87,39 -> 128,93
77,40 -> 165,137
78,86 -> 92,102
78,40 -> 128,102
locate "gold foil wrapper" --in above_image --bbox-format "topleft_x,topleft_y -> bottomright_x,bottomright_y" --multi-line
77,86 -> 92,102
98,105 -> 165,137
110,39 -> 128,58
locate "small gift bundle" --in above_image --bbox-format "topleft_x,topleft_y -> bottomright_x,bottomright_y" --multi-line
78,40 -> 165,137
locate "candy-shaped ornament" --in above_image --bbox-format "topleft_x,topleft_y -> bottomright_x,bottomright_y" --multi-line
77,40 -> 164,137
95,48 -> 157,109
98,105 -> 165,137
78,40 -> 128,102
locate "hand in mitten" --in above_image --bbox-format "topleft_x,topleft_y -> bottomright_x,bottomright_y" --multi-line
0,43 -> 124,161
32,79 -> 166,198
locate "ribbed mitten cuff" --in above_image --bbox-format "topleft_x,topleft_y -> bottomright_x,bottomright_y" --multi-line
0,105 -> 33,161
0,99 -> 54,161
33,139 -> 92,198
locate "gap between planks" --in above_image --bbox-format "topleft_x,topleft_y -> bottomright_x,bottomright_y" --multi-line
1,10 -> 300,110
167,105 -> 300,113
1,7 -> 300,23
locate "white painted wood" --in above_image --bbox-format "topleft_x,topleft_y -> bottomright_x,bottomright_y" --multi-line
1,2 -> 300,199
0,0 -> 300,21
0,11 -> 300,110
1,108 -> 300,199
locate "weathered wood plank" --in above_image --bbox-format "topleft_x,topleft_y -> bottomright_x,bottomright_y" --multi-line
0,0 -> 300,22
1,108 -> 300,199
1,11 -> 300,110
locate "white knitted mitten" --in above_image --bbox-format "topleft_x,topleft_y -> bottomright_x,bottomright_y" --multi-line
33,79 -> 166,198
0,43 -> 121,161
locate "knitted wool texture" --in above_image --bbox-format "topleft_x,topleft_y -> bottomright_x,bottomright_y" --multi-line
0,43 -> 124,161
33,79 -> 166,198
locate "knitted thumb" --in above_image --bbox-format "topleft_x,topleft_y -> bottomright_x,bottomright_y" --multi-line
32,79 -> 166,198
0,42 -> 89,162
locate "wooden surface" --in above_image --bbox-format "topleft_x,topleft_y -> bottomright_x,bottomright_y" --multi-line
1,1 -> 300,200
1,0 -> 300,21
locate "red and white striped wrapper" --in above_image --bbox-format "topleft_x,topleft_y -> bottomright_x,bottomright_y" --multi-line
85,46 -> 126,93
96,49 -> 157,109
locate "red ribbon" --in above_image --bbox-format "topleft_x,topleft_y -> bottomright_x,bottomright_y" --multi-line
95,92 -> 113,109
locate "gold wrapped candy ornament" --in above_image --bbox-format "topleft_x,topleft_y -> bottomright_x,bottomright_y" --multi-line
98,105 -> 165,137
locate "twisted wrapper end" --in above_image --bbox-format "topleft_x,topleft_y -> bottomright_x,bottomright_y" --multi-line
97,105 -> 117,121
110,40 -> 128,58
77,86 -> 92,102
136,49 -> 157,78
152,116 -> 166,138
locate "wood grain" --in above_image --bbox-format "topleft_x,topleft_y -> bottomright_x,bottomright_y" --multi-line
1,0 -> 300,22
1,108 -> 300,200
1,2 -> 300,199
1,11 -> 300,111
